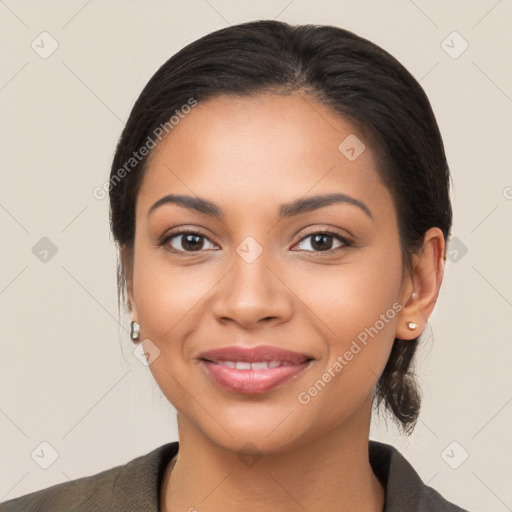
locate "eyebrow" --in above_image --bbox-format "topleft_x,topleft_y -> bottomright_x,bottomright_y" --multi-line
148,192 -> 373,220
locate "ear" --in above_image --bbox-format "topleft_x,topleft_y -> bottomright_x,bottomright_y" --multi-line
395,227 -> 446,340
120,244 -> 138,320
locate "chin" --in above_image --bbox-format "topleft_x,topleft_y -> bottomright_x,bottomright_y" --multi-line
197,406 -> 339,456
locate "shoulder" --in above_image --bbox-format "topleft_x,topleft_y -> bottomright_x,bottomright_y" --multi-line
0,442 -> 178,512
369,441 -> 471,512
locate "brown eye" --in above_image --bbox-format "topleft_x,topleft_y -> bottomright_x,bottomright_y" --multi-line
293,231 -> 351,254
161,231 -> 217,253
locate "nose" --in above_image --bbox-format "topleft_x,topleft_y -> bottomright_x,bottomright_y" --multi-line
211,250 -> 293,330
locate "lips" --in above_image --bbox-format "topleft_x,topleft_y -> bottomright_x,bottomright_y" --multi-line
199,345 -> 311,364
198,345 -> 314,394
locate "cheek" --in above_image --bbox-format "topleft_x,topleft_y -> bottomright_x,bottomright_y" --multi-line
132,243 -> 215,345
311,241 -> 404,383
290,258 -> 403,433
309,250 -> 403,344
131,245 -> 218,411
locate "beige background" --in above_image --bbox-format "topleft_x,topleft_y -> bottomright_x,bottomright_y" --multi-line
1,1 -> 511,510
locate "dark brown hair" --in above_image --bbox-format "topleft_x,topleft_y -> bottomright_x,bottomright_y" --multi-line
108,20 -> 452,433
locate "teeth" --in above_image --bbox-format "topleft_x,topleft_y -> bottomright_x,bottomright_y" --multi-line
251,362 -> 270,370
215,360 -> 286,370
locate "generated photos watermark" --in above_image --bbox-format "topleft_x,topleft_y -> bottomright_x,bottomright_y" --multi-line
297,301 -> 403,405
93,97 -> 198,200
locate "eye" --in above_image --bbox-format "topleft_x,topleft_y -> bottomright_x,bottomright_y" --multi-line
158,228 -> 352,255
159,230 -> 217,253
292,230 -> 352,254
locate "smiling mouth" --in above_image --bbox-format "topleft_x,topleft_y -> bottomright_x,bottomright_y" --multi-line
201,359 -> 311,369
199,357 -> 314,394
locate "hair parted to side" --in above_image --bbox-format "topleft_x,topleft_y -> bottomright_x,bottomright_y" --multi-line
108,20 -> 452,434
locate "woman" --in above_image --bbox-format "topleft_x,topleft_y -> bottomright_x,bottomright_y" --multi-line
1,20 -> 470,512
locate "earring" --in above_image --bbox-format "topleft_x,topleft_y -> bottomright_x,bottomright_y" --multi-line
407,321 -> 419,330
130,321 -> 140,342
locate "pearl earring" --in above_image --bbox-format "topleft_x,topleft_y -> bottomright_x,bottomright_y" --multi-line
130,321 -> 140,341
407,321 -> 418,330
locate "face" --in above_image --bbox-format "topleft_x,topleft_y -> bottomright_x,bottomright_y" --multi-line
126,93 -> 415,454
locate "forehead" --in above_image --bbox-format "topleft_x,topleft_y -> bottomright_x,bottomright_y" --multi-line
137,93 -> 393,221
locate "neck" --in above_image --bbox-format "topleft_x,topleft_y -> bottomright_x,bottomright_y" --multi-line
161,397 -> 384,512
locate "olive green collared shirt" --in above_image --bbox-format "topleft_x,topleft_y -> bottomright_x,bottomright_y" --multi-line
0,441 -> 470,511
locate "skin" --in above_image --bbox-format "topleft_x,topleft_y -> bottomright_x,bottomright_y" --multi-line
123,92 -> 445,512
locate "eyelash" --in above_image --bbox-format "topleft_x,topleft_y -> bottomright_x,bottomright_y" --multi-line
157,228 -> 353,256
